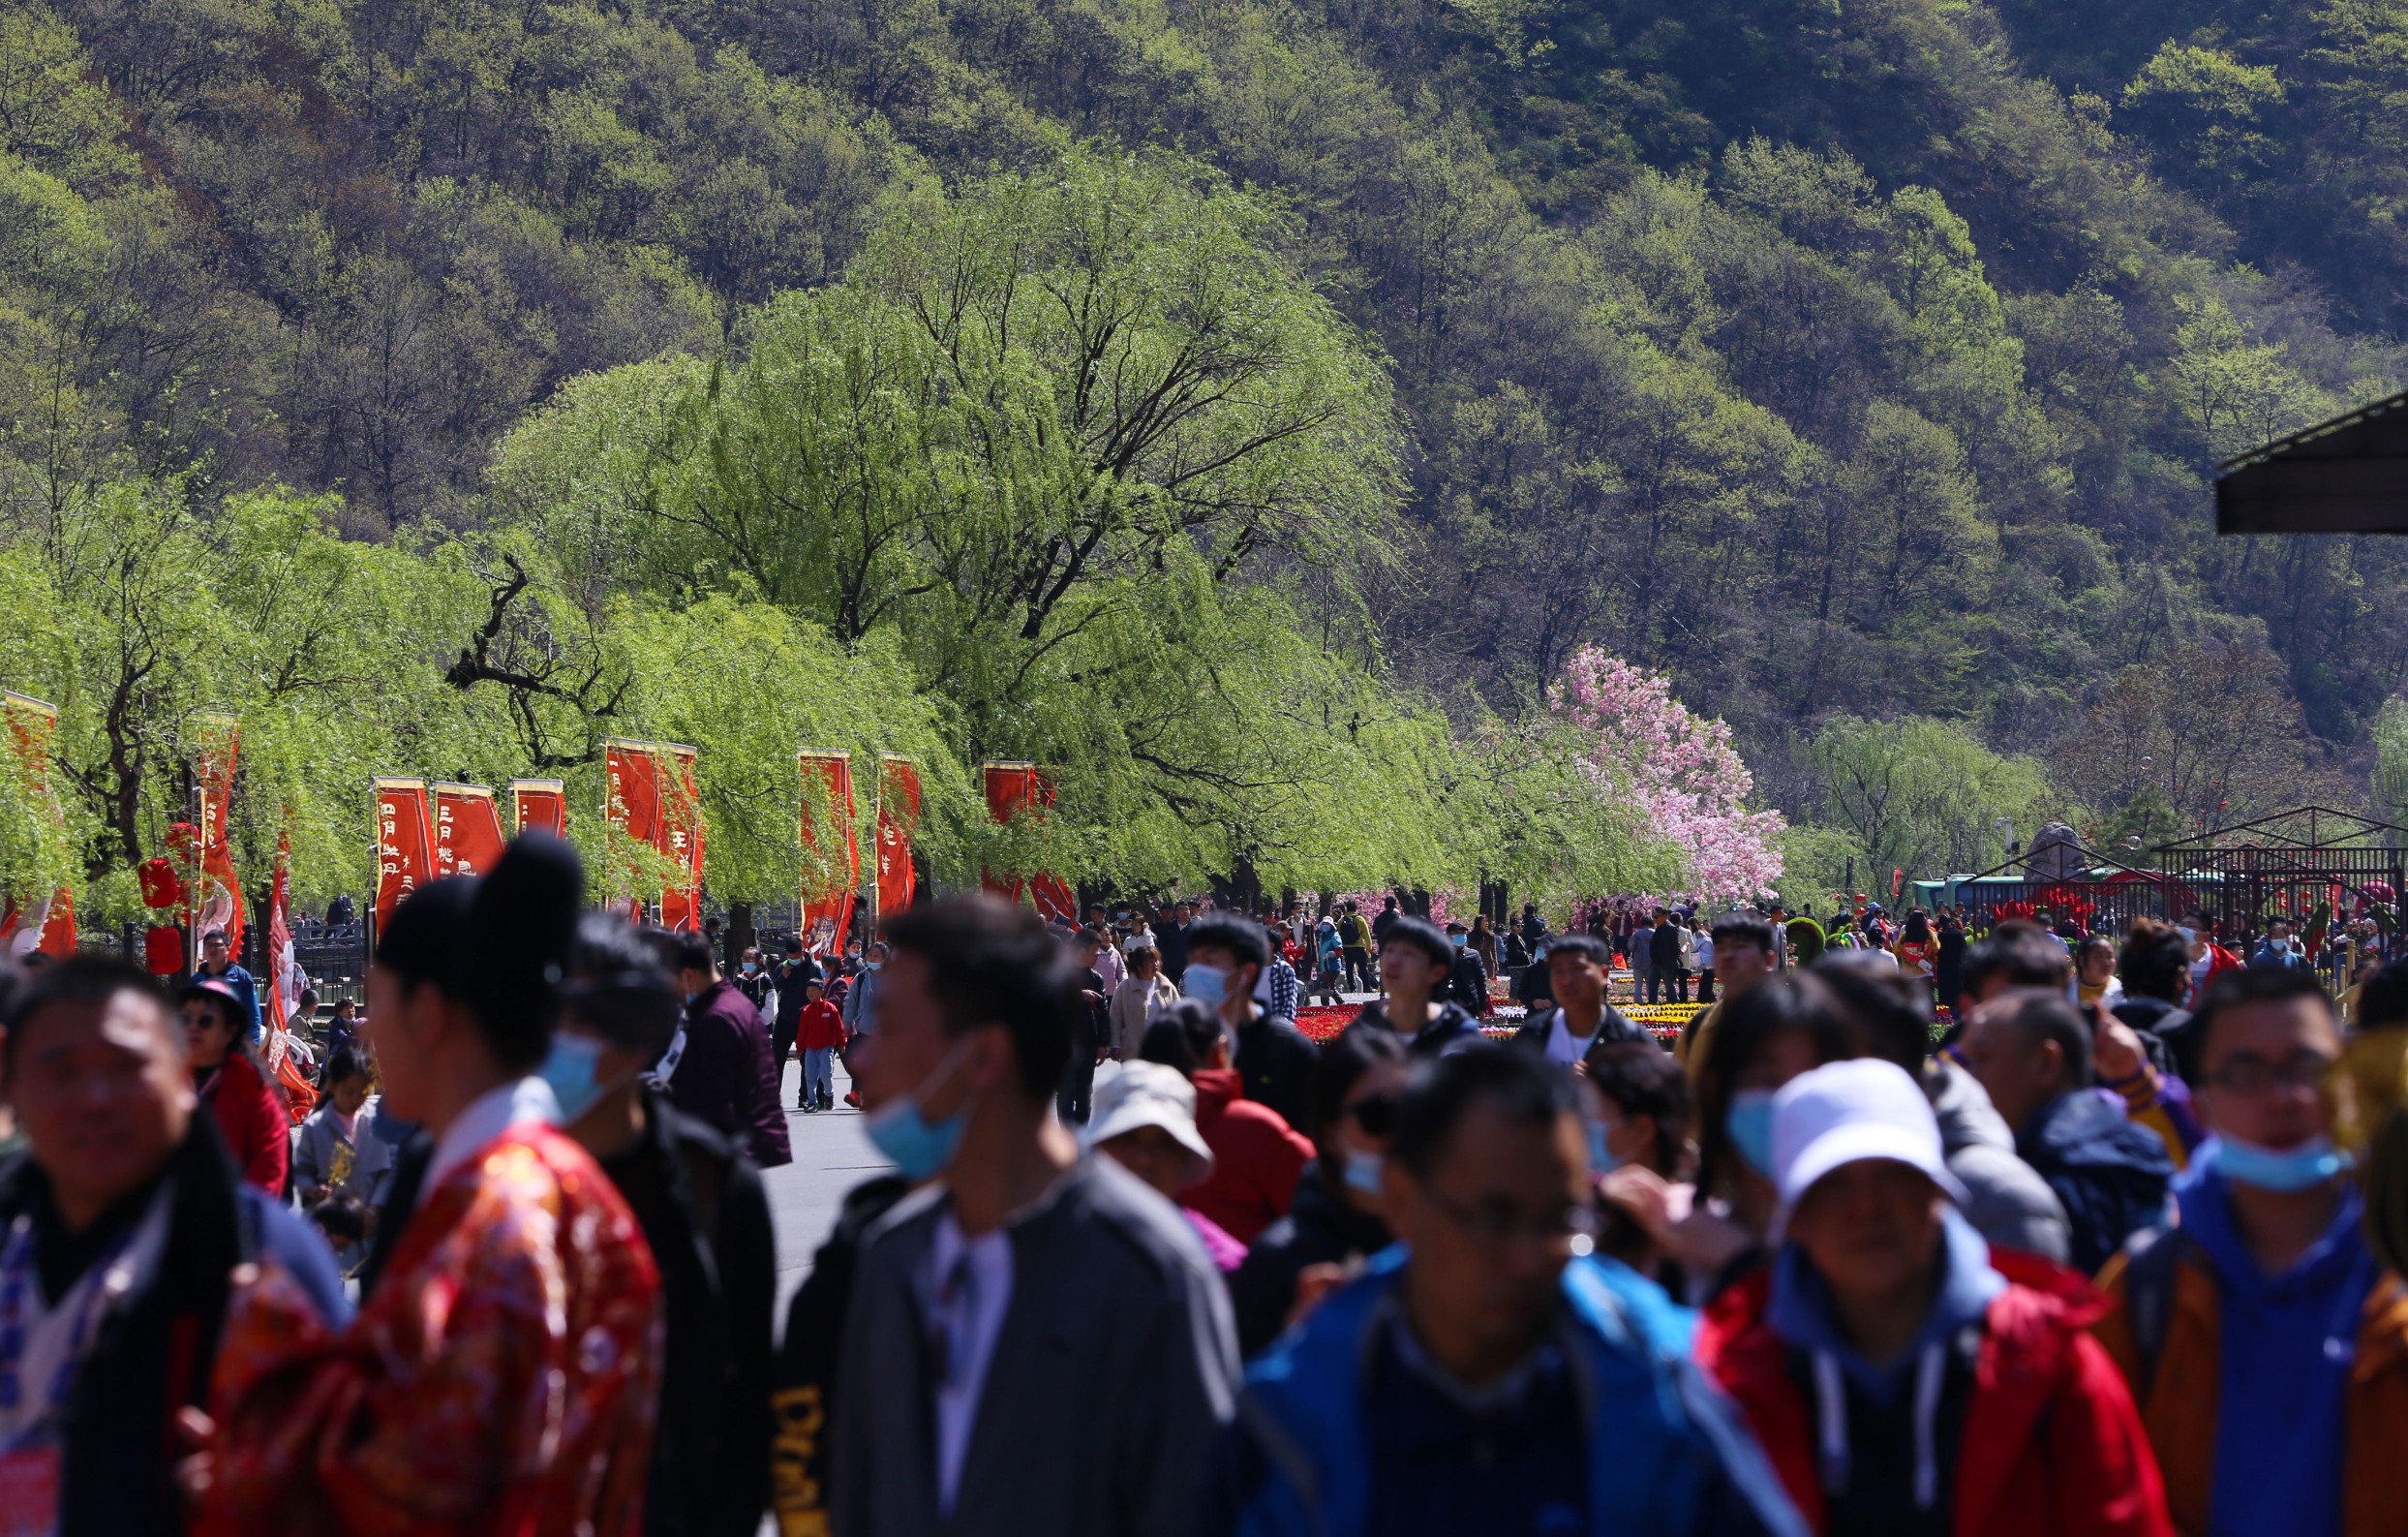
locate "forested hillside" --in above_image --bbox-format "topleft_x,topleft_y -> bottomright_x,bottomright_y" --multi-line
5,0 -> 2407,907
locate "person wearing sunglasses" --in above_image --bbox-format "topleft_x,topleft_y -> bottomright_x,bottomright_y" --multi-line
2095,967 -> 2408,1537
1207,1044 -> 1808,1537
1227,1025 -> 1410,1357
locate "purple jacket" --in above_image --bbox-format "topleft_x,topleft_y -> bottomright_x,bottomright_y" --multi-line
669,979 -> 793,1169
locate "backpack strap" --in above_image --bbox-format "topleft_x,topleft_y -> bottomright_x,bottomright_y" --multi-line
2121,1223 -> 2190,1403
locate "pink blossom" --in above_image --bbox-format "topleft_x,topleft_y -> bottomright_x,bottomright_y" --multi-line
1546,648 -> 1786,904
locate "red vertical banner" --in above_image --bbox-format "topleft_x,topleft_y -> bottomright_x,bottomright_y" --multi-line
1,692 -> 75,958
509,779 -> 568,838
433,784 -> 508,878
982,761 -> 1034,905
658,744 -> 705,933
264,823 -> 292,1066
603,740 -> 665,919
876,753 -> 922,922
192,716 -> 243,953
1028,768 -> 1077,925
374,778 -> 436,932
799,751 -> 859,955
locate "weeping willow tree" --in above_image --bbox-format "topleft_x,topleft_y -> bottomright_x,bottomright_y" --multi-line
486,143 -> 1468,894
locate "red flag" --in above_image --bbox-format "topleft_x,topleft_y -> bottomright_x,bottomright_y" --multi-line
374,779 -> 436,932
264,825 -> 293,1068
1029,768 -> 1077,925
1,692 -> 74,956
658,745 -> 705,933
509,779 -> 567,838
434,784 -> 508,878
982,762 -> 1034,905
876,754 -> 922,920
193,717 -> 243,953
1891,867 -> 1905,901
603,740 -> 666,919
799,751 -> 859,955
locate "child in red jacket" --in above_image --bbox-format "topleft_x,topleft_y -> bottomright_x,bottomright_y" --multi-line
1695,1058 -> 2171,1537
794,980 -> 846,1114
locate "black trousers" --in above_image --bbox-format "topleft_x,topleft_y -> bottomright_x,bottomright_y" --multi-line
1057,1052 -> 1097,1124
1697,970 -> 1717,1003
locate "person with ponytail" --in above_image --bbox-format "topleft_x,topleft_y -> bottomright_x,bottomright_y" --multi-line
188,834 -> 664,1537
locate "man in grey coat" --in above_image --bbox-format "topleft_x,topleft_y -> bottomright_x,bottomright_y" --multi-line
832,898 -> 1237,1537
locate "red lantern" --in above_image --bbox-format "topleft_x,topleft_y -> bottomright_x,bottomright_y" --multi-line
137,856 -> 183,910
142,926 -> 185,976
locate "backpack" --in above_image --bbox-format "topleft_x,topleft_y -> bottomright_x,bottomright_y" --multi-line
2120,1223 -> 2191,1401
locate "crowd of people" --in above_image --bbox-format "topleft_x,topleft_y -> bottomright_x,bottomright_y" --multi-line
4,841 -> 2408,1537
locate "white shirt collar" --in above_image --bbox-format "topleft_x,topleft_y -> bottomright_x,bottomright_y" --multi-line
419,1076 -> 561,1207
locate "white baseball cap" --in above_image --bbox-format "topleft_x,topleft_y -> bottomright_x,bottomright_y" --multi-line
1082,1061 -> 1215,1182
1769,1059 -> 1966,1241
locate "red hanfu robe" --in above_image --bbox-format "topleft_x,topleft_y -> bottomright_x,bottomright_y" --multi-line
198,1123 -> 662,1537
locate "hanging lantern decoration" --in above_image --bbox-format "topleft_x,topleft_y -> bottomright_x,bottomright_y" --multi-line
137,857 -> 183,910
143,925 -> 185,976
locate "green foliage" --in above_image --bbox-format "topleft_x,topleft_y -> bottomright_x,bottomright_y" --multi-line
1798,716 -> 2054,882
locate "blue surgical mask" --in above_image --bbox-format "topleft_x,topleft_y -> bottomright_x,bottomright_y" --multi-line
1726,1090 -> 1778,1176
1451,934 -> 1466,948
2213,1134 -> 2352,1192
1343,1148 -> 1385,1200
742,961 -> 758,975
1184,963 -> 1229,1010
536,1033 -> 609,1124
865,960 -> 883,972
862,1044 -> 971,1180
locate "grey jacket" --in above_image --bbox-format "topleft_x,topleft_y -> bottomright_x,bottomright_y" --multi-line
290,1095 -> 397,1206
842,968 -> 880,1036
1927,1059 -> 2071,1264
831,1156 -> 1239,1537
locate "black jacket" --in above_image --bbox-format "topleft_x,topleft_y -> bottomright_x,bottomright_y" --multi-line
2015,1089 -> 2175,1276
1446,947 -> 1490,1013
0,1120 -> 345,1537
772,1174 -> 915,1534
1355,999 -> 1485,1057
600,1087 -> 778,1537
1508,1003 -> 1650,1056
1236,1011 -> 1321,1132
1227,1162 -> 1393,1358
1650,922 -> 1684,971
773,957 -> 820,1043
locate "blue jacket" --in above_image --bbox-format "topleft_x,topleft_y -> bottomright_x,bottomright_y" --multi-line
2016,1089 -> 2173,1276
1222,1247 -> 1807,1537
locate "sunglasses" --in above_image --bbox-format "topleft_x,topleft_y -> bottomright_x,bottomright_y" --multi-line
1348,1093 -> 1400,1138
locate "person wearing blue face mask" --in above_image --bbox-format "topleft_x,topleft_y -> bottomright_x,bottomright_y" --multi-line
1228,1025 -> 1408,1358
551,912 -> 777,1537
2096,966 -> 2408,1537
831,897 -> 1238,1537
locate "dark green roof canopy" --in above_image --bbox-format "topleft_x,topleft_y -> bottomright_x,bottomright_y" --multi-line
2216,390 -> 2408,534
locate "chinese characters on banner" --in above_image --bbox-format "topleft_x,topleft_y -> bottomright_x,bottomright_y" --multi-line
374,779 -> 436,932
603,739 -> 705,929
875,753 -> 921,922
433,784 -> 508,878
0,691 -> 76,959
191,716 -> 244,952
264,824 -> 293,1068
658,745 -> 705,934
798,751 -> 859,956
510,779 -> 567,838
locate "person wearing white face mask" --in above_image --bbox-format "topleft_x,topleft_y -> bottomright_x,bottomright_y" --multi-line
832,898 -> 1238,1537
552,913 -> 777,1537
2095,967 -> 2408,1537
1181,914 -> 1320,1131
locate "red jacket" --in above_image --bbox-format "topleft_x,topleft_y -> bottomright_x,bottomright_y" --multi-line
203,1052 -> 290,1194
796,999 -> 847,1052
1183,1067 -> 1313,1245
1697,1248 -> 2171,1537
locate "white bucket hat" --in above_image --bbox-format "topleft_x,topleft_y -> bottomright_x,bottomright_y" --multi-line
1082,1061 -> 1215,1183
1770,1058 -> 1967,1241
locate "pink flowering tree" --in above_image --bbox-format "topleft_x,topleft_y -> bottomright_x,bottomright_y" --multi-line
1546,648 -> 1785,905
